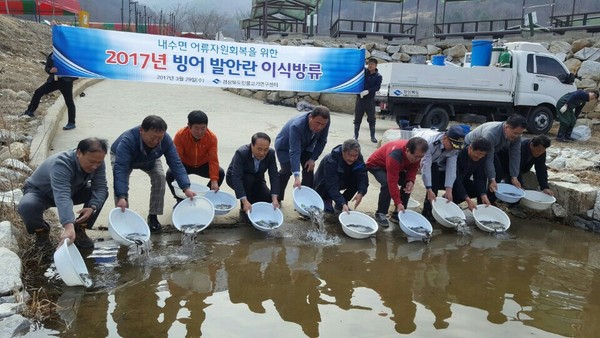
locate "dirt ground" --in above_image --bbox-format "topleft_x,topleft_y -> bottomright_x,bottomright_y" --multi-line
1,15 -> 599,186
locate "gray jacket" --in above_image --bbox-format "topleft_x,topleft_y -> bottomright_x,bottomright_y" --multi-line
413,129 -> 458,189
24,149 -> 108,226
464,121 -> 521,179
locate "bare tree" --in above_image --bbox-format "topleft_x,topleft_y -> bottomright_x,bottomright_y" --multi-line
185,9 -> 230,39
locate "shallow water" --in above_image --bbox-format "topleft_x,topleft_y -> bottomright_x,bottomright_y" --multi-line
36,218 -> 600,337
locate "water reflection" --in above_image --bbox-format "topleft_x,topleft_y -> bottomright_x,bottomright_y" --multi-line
42,221 -> 600,337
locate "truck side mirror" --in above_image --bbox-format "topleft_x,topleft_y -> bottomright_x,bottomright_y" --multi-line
559,73 -> 576,85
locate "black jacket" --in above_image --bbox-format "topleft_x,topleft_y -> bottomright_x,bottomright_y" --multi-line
226,144 -> 280,199
360,68 -> 382,100
519,139 -> 549,190
454,147 -> 487,200
45,52 -> 77,83
314,144 -> 369,207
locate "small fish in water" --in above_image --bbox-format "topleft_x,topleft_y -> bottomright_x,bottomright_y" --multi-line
479,220 -> 507,232
180,223 -> 206,234
502,192 -> 521,197
301,204 -> 322,212
346,224 -> 374,233
410,226 -> 432,237
125,233 -> 146,245
79,273 -> 93,288
444,216 -> 464,226
255,220 -> 279,228
214,204 -> 233,211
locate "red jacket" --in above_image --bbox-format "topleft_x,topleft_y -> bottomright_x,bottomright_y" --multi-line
366,139 -> 420,207
173,127 -> 220,181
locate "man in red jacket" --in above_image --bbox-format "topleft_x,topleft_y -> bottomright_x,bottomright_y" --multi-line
367,137 -> 428,227
167,110 -> 225,204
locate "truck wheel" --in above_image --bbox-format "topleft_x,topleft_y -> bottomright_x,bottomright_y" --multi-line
421,107 -> 449,130
527,106 -> 553,134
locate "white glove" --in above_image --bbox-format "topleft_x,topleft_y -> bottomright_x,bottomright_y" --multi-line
360,90 -> 369,98
559,105 -> 567,113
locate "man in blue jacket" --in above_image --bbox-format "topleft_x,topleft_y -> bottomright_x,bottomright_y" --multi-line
226,132 -> 280,219
314,139 -> 369,213
275,106 -> 330,201
18,138 -> 108,256
111,115 -> 195,233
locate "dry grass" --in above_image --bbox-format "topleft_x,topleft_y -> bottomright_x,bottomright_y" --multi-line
18,287 -> 58,325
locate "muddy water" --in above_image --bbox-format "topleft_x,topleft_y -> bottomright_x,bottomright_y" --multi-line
40,218 -> 600,337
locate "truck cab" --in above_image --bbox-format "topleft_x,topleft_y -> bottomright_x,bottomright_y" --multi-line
375,42 -> 576,134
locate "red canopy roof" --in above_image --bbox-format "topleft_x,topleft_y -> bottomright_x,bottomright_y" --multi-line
0,0 -> 81,15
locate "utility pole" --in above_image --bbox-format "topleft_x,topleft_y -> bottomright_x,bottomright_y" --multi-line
120,0 -> 124,31
133,1 -> 138,32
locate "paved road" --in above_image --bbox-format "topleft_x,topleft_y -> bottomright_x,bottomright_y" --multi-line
50,80 -> 405,229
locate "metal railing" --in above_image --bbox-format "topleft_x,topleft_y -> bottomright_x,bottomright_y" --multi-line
434,18 -> 523,39
330,18 -> 417,41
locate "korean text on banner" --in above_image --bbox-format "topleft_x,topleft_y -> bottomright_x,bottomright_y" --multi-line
52,26 -> 365,93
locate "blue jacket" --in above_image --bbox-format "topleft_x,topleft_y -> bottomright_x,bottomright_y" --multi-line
275,113 -> 329,173
111,126 -> 190,198
226,144 -> 280,199
314,144 -> 369,207
557,90 -> 590,116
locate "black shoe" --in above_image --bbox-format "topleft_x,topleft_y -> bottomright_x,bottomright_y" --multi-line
74,224 -> 95,250
239,209 -> 250,224
63,123 -> 76,130
22,110 -> 34,117
371,136 -> 378,143
147,215 -> 162,233
389,211 -> 399,224
35,227 -> 51,248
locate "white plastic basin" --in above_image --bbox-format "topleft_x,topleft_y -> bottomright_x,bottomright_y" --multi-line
172,181 -> 210,199
398,210 -> 433,240
108,208 -> 151,246
292,186 -> 324,217
172,196 -> 215,233
338,211 -> 378,239
248,202 -> 283,231
431,197 -> 466,228
202,190 -> 237,216
520,190 -> 556,210
53,239 -> 92,287
473,204 -> 511,232
495,183 -> 525,203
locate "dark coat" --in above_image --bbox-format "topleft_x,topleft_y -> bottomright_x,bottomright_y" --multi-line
314,144 -> 368,206
226,144 -> 280,199
454,147 -> 487,200
45,52 -> 77,83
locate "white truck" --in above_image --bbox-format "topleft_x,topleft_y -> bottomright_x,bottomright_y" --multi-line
375,42 -> 576,134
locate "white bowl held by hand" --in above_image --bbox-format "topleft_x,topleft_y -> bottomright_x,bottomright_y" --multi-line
172,181 -> 210,199
292,186 -> 324,217
54,239 -> 92,287
172,196 -> 215,233
431,197 -> 466,228
202,190 -> 237,216
248,202 -> 283,231
495,183 -> 525,203
473,204 -> 511,232
108,208 -> 151,246
338,211 -> 378,239
521,190 -> 556,210
398,210 -> 433,240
